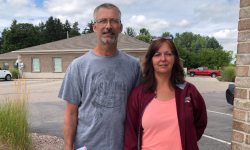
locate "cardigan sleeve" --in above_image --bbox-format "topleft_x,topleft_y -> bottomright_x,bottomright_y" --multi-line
124,89 -> 140,150
192,86 -> 208,141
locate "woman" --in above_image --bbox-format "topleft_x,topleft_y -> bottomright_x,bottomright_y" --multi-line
124,37 -> 207,150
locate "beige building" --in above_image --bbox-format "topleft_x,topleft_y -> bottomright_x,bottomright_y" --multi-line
0,52 -> 18,70
231,0 -> 250,149
13,33 -> 150,79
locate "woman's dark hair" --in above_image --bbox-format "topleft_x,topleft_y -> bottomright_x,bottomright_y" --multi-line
141,37 -> 185,93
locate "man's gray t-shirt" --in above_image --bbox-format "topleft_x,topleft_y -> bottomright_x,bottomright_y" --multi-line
58,50 -> 141,150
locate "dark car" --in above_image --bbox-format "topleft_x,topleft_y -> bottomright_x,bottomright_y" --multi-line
226,82 -> 235,105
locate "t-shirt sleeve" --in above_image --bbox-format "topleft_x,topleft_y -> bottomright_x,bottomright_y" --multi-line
58,65 -> 82,105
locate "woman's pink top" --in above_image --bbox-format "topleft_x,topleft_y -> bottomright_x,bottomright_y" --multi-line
141,98 -> 182,150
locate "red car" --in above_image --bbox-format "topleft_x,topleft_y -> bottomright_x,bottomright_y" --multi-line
188,67 -> 221,78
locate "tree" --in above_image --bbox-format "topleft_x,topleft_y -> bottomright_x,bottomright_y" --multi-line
11,19 -> 17,27
54,18 -> 64,40
174,32 -> 197,52
69,22 -> 81,38
2,23 -> 40,53
64,19 -> 71,34
177,45 -> 199,69
206,37 -> 223,50
124,27 -> 136,37
212,49 -> 233,67
194,42 -> 202,53
197,48 -> 215,69
190,35 -> 207,52
135,34 -> 152,43
37,21 -> 46,44
82,20 -> 94,34
63,19 -> 71,38
135,28 -> 155,43
139,28 -> 150,36
0,28 -> 9,53
44,16 -> 68,42
44,16 -> 56,42
197,48 -> 233,69
161,32 -> 173,37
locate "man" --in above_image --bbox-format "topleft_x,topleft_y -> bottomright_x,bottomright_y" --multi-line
58,3 -> 142,150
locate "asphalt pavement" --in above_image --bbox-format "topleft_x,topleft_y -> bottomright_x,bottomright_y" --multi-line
0,77 -> 234,150
186,76 -> 233,150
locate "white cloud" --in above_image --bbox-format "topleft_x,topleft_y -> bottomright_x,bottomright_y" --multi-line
175,19 -> 190,27
44,0 -> 90,15
125,15 -> 169,35
6,0 -> 31,7
194,2 -> 239,23
209,29 -> 238,40
0,19 -> 11,28
90,0 -> 137,5
209,29 -> 238,52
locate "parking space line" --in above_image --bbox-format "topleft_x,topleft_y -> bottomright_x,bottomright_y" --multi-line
203,134 -> 231,145
27,81 -> 62,87
207,110 -> 233,116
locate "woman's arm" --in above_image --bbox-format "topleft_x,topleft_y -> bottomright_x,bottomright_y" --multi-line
193,90 -> 207,141
124,91 -> 140,150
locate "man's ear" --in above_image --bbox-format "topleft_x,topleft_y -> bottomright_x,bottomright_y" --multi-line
93,23 -> 97,33
119,23 -> 123,33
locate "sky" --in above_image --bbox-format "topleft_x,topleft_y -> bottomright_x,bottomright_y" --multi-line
0,0 -> 240,58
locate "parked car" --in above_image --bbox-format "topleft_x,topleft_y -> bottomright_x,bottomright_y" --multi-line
226,82 -> 235,105
0,68 -> 12,81
188,67 -> 221,78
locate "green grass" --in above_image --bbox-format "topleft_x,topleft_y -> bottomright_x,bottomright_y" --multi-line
8,69 -> 19,79
216,76 -> 223,81
221,66 -> 236,82
0,79 -> 32,150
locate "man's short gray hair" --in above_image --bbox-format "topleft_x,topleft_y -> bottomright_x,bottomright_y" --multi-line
93,3 -> 121,22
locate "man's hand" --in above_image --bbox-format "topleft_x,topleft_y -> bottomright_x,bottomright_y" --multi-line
64,102 -> 78,150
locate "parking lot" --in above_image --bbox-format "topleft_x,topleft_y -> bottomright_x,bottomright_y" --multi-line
0,77 -> 233,150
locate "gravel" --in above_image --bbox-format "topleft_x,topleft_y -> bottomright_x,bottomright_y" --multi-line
32,133 -> 64,150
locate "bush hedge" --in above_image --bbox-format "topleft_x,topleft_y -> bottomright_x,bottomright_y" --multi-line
221,66 -> 235,82
9,69 -> 19,79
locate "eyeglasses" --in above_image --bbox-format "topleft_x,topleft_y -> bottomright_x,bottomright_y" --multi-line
95,18 -> 121,27
151,36 -> 174,41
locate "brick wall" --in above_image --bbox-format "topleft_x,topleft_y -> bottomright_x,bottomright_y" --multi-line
232,0 -> 250,149
20,52 -> 146,78
0,59 -> 16,69
20,53 -> 84,73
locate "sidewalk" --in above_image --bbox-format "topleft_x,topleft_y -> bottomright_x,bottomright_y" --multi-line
185,76 -> 231,93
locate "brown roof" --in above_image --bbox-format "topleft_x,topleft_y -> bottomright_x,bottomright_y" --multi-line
13,33 -> 150,53
0,52 -> 18,60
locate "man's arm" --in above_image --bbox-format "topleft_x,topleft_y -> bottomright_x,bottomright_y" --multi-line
64,102 -> 78,150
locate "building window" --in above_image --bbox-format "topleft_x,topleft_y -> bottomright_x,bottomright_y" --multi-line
14,62 -> 18,69
4,62 -> 9,70
53,57 -> 62,72
32,58 -> 40,72
134,56 -> 139,61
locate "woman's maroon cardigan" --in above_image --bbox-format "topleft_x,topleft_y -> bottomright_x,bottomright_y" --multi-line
124,82 -> 207,150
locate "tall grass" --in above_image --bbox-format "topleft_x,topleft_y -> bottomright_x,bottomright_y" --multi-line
221,66 -> 236,82
0,79 -> 32,150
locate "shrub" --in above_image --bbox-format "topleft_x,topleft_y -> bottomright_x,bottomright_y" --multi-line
221,66 -> 236,82
0,79 -> 32,149
9,69 -> 19,79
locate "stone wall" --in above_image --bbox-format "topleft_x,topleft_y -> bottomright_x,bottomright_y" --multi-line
232,0 -> 250,149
